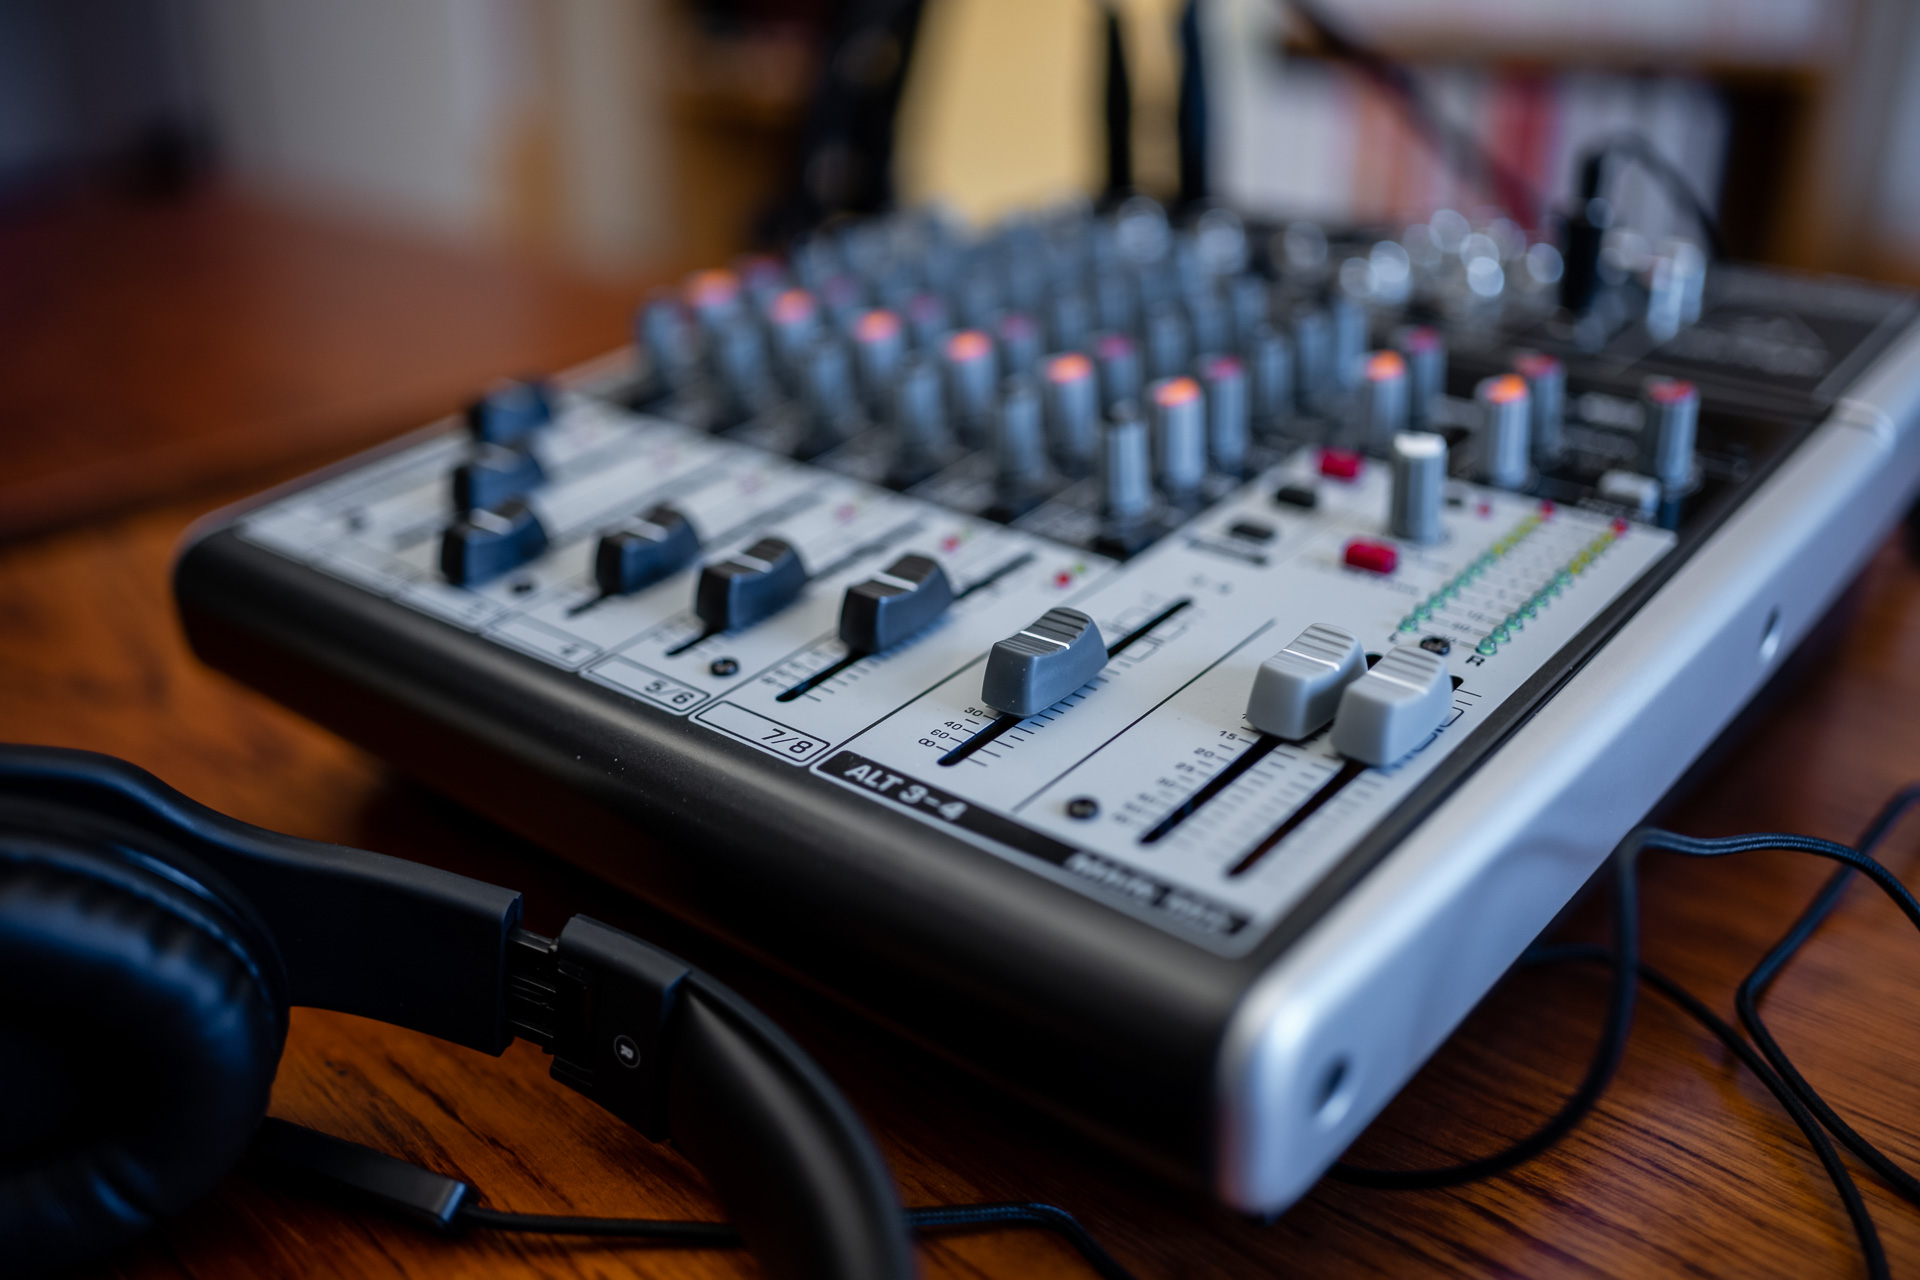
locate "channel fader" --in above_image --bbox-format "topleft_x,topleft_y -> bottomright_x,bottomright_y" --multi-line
176,199 -> 1920,1212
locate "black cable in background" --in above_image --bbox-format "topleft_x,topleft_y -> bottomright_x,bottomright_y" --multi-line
1282,0 -> 1544,228
461,1199 -> 1142,1280
1738,786 -> 1920,1206
1175,0 -> 1207,207
1101,2 -> 1133,202
1335,802 -> 1920,1280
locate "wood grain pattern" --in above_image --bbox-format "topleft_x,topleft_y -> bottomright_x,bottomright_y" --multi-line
8,197 -> 1920,1278
0,189 -> 652,539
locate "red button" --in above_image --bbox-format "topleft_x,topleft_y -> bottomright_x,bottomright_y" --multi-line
1344,539 -> 1398,574
1319,448 -> 1362,480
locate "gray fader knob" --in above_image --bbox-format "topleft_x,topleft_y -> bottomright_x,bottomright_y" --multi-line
1330,644 -> 1452,766
595,504 -> 701,595
441,499 -> 548,586
1390,431 -> 1447,544
695,536 -> 808,631
839,553 -> 955,654
1245,624 -> 1364,739
1641,376 -> 1699,489
982,607 -> 1107,718
453,444 -> 545,513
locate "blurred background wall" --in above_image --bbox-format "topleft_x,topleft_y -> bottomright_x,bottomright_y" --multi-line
3,0 -> 1919,282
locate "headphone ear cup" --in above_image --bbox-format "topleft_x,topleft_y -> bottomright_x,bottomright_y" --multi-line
0,837 -> 287,1275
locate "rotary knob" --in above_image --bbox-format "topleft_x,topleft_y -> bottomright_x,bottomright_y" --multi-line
1475,373 -> 1531,490
1148,376 -> 1206,504
1042,352 -> 1099,473
1355,350 -> 1409,455
1641,376 -> 1699,490
1199,354 -> 1249,477
1514,352 -> 1566,466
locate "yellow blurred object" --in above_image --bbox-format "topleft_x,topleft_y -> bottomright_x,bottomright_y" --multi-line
895,0 -> 1185,224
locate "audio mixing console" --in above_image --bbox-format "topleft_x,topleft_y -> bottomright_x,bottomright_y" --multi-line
176,200 -> 1920,1212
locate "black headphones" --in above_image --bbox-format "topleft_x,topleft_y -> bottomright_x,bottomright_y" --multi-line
0,745 -> 915,1279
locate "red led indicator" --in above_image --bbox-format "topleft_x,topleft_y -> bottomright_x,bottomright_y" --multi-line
1319,448 -> 1362,480
941,533 -> 962,552
1344,539 -> 1399,574
1539,500 -> 1557,517
1611,518 -> 1630,534
1054,570 -> 1074,588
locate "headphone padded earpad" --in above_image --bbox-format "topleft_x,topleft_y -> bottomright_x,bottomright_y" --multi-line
0,840 -> 286,1275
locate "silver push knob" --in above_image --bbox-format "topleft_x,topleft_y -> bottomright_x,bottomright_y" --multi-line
1389,431 -> 1447,544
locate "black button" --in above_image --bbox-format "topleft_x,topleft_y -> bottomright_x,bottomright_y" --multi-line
1419,635 -> 1452,656
1227,520 -> 1275,543
1274,483 -> 1317,509
595,505 -> 701,595
695,537 -> 808,631
441,499 -> 548,585
467,379 -> 554,446
839,553 -> 955,655
453,444 -> 545,512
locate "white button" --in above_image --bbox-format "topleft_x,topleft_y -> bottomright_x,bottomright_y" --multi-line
1597,468 -> 1659,517
1246,624 -> 1365,739
1330,644 -> 1452,765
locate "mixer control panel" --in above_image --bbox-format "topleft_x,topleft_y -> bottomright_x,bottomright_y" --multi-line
182,196 -> 1920,1211
238,389 -> 1670,954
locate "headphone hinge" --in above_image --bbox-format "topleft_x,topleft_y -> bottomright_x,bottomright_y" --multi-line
516,916 -> 690,1142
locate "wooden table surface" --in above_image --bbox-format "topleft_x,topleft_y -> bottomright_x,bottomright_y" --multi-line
9,192 -> 1920,1279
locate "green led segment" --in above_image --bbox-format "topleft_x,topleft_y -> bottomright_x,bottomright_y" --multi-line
1474,519 -> 1629,656
1395,509 -> 1547,635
